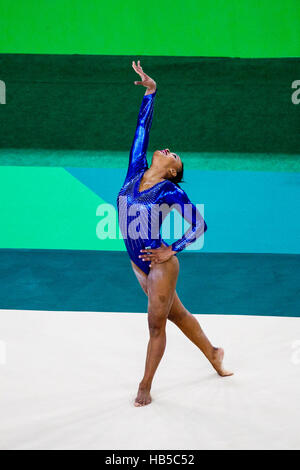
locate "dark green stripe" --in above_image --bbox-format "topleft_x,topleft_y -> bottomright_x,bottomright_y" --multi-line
0,54 -> 299,154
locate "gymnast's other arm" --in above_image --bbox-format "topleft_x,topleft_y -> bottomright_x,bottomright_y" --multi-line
139,188 -> 207,266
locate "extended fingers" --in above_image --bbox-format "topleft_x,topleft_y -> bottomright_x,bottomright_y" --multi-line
132,60 -> 144,76
139,250 -> 164,268
139,249 -> 157,263
137,60 -> 143,71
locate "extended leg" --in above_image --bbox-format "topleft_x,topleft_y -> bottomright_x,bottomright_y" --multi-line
168,293 -> 233,377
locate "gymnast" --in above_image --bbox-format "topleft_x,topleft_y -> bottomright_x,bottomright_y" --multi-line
117,61 -> 233,407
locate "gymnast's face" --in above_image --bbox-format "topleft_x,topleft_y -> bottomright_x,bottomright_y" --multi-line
152,149 -> 182,180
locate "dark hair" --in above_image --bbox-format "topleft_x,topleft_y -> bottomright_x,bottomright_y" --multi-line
169,162 -> 184,187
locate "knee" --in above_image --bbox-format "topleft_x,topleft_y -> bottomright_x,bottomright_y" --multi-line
149,324 -> 164,338
148,313 -> 166,338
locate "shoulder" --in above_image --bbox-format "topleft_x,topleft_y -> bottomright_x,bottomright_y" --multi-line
163,180 -> 183,192
164,180 -> 186,197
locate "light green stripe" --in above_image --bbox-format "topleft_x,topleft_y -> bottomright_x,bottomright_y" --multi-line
1,149 -> 299,173
1,1 -> 300,57
0,166 -> 124,251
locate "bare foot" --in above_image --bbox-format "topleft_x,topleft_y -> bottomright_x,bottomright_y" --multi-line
134,384 -> 152,407
211,347 -> 234,377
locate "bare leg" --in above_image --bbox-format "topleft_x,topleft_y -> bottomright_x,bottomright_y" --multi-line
134,256 -> 179,406
131,260 -> 233,379
168,293 -> 233,377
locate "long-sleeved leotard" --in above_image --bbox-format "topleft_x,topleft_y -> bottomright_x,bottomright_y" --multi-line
117,91 -> 207,275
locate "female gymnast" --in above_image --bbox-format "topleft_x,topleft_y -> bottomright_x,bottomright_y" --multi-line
118,61 -> 233,407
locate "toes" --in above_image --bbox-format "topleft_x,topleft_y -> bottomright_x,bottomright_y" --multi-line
134,397 -> 146,407
225,371 -> 234,377
220,370 -> 234,377
134,398 -> 143,407
134,395 -> 152,407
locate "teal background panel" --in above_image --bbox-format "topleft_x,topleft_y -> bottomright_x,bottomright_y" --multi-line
0,250 -> 299,317
66,167 -> 300,255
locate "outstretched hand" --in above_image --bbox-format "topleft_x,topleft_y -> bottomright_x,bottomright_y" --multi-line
139,245 -> 176,267
132,60 -> 156,94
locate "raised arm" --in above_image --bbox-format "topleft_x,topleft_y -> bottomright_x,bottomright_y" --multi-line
125,61 -> 157,183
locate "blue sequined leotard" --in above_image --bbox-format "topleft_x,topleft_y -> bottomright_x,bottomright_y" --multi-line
117,91 -> 207,275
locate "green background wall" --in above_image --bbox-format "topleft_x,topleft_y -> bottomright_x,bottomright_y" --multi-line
1,0 -> 300,57
0,1 -> 299,316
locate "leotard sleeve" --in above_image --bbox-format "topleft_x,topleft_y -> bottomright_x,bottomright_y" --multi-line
164,183 -> 207,253
124,91 -> 156,184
